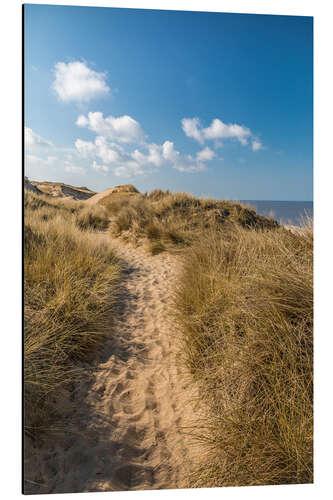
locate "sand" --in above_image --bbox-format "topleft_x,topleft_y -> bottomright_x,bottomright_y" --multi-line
24,234 -> 201,494
84,186 -> 119,205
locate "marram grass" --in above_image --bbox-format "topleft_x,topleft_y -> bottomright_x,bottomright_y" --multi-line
24,190 -> 121,438
174,220 -> 313,487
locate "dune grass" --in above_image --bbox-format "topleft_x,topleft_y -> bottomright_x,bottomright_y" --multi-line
103,189 -> 278,253
24,189 -> 110,230
174,219 -> 313,486
24,190 -> 120,439
99,190 -> 140,215
75,204 -> 110,230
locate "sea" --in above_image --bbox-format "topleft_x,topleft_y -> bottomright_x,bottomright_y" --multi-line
240,200 -> 313,227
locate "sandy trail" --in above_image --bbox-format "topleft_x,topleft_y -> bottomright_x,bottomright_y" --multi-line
25,235 -> 200,494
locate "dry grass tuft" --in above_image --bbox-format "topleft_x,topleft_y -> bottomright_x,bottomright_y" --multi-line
175,219 -> 313,487
75,204 -> 109,230
99,191 -> 140,214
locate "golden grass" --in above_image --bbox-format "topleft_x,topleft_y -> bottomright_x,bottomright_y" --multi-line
174,219 -> 313,487
103,190 -> 278,253
24,190 -> 121,438
75,204 -> 110,230
24,189 -> 110,230
99,190 -> 140,215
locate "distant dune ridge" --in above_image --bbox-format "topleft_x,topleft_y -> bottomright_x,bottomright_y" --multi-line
24,176 -> 43,195
25,178 -> 141,203
26,177 -> 96,200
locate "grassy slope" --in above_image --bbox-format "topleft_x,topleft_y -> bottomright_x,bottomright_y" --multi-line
100,188 -> 279,254
24,190 -> 120,439
175,221 -> 313,486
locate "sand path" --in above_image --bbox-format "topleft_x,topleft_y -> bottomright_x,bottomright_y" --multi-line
26,235 -> 199,494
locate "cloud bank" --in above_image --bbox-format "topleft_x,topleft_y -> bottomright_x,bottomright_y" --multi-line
75,113 -> 211,177
28,58 -> 267,182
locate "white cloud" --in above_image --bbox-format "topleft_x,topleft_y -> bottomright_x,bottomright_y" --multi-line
147,144 -> 164,167
52,61 -> 110,103
74,139 -> 96,157
76,112 -> 145,143
92,160 -> 109,173
75,136 -> 123,164
197,147 -> 215,161
75,131 -> 210,176
113,162 -> 145,178
74,113 -> 220,177
94,136 -> 121,163
252,139 -> 263,152
129,140 -> 206,173
172,155 -> 206,173
131,149 -> 147,164
113,166 -> 131,177
204,119 -> 251,144
131,143 -> 164,167
76,115 -> 89,127
181,117 -> 204,144
65,164 -> 84,174
162,141 -> 180,162
182,117 -> 259,148
25,154 -> 56,166
25,127 -> 52,148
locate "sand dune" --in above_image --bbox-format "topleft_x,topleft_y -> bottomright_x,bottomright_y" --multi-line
24,176 -> 43,194
25,233 -> 201,494
26,179 -> 96,200
85,184 -> 139,205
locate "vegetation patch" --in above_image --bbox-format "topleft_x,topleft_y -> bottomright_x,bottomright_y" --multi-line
101,189 -> 279,254
174,220 -> 313,487
24,190 -> 121,440
75,204 -> 110,231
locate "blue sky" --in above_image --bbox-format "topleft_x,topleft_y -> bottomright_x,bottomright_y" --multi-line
24,5 -> 313,200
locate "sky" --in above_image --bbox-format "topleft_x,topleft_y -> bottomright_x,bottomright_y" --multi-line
24,4 -> 313,201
